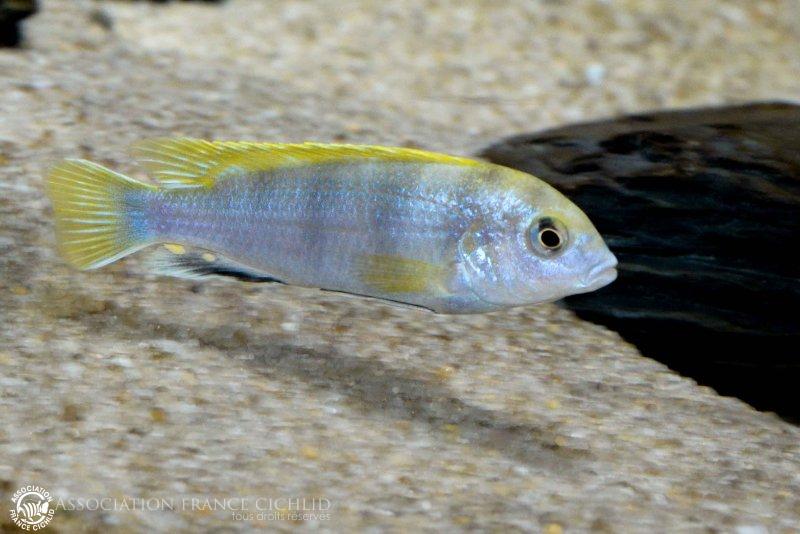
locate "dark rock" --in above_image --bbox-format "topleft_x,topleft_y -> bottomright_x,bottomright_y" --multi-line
481,102 -> 800,422
0,0 -> 37,47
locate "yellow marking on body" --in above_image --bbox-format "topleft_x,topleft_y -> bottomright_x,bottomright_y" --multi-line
201,252 -> 216,262
355,254 -> 448,294
163,243 -> 186,255
132,138 -> 482,189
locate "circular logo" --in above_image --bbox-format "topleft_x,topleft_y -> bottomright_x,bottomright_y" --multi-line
9,485 -> 55,530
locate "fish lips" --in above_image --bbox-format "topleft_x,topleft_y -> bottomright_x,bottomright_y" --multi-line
578,258 -> 618,292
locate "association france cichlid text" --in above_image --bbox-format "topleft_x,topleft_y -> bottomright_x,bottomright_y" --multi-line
46,138 -> 617,313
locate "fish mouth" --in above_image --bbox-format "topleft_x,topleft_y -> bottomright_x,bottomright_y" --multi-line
580,259 -> 618,291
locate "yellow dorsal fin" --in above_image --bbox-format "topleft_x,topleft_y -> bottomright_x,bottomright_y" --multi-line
132,138 -> 480,189
132,138 -> 219,188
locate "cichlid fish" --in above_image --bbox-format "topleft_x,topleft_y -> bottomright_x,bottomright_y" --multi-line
46,139 -> 617,313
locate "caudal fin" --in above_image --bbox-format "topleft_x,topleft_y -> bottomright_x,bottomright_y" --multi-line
46,159 -> 156,270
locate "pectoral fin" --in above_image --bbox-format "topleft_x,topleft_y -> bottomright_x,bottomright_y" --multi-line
355,254 -> 448,294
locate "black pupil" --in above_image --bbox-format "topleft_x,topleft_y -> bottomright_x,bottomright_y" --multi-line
539,228 -> 561,248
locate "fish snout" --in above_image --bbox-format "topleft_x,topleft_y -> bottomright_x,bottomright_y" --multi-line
581,255 -> 618,291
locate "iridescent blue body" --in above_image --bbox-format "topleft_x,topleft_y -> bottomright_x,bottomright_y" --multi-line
126,163 -> 491,312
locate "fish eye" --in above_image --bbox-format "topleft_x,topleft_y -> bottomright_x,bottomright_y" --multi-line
530,217 -> 568,255
539,227 -> 562,249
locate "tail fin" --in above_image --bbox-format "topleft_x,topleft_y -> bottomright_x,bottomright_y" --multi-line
46,159 -> 157,270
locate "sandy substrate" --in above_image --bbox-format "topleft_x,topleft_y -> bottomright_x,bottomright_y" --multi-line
1,1 -> 799,531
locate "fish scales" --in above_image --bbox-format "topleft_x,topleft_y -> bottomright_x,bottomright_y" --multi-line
140,164 -> 468,283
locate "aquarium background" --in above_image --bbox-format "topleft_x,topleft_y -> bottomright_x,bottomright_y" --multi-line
1,1 -> 799,532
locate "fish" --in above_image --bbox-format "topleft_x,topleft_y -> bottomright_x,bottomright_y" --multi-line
45,138 -> 617,314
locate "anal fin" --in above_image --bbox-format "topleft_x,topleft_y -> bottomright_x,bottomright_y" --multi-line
149,245 -> 283,283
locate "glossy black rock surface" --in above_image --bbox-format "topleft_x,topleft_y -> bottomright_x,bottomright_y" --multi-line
0,0 -> 37,47
481,102 -> 800,421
